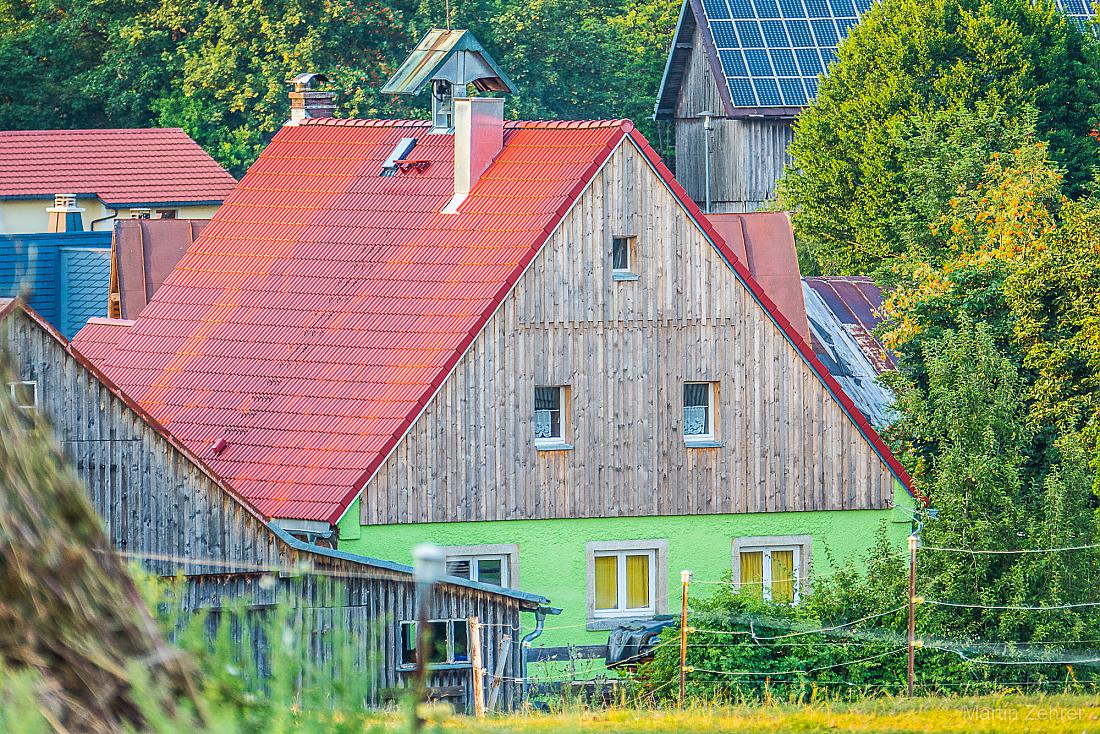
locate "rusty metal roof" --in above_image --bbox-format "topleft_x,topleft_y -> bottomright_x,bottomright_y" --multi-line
381,29 -> 515,95
111,219 -> 208,319
802,276 -> 896,427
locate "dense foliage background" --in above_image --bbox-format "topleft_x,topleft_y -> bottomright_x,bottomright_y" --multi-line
0,0 -> 680,175
642,0 -> 1100,700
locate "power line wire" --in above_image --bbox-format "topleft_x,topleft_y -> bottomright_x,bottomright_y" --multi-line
690,647 -> 906,677
921,542 -> 1100,555
926,599 -> 1100,611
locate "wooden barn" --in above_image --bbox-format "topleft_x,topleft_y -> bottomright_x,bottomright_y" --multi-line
654,0 -> 1093,213
1,297 -> 552,712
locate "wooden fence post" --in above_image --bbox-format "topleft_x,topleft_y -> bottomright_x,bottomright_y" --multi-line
469,616 -> 486,717
487,636 -> 512,712
678,570 -> 692,708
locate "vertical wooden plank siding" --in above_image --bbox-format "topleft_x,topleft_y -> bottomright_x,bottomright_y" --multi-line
672,27 -> 795,213
363,140 -> 895,527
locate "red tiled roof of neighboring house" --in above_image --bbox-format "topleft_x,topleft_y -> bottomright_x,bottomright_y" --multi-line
92,118 -> 923,523
71,317 -> 134,362
706,211 -> 809,343
0,129 -> 237,207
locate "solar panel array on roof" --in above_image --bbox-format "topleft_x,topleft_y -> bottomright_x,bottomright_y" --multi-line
699,0 -> 1094,109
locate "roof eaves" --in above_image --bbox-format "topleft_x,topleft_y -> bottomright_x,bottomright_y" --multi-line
268,524 -> 550,607
101,199 -> 227,208
622,127 -> 927,506
654,0 -> 694,120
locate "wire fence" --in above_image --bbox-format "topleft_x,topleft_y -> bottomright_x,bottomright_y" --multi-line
103,536 -> 1100,704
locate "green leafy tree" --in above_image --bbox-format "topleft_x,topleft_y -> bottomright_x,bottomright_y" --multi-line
779,0 -> 1100,276
100,0 -> 410,175
0,0 -> 151,129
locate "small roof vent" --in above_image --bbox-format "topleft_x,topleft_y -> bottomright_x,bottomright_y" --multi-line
381,29 -> 514,133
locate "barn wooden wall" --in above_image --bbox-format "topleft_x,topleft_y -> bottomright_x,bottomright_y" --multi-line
672,26 -> 795,213
2,308 -> 528,712
362,140 -> 895,527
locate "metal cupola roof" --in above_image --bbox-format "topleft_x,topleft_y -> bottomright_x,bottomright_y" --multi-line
381,28 -> 516,96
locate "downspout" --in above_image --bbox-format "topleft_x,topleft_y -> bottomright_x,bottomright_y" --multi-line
90,207 -> 119,232
520,606 -> 561,701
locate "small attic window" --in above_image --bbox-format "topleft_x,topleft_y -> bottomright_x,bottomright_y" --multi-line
382,138 -> 418,177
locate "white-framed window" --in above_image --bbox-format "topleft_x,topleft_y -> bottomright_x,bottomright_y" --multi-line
683,381 -> 715,441
612,235 -> 636,277
8,381 -> 38,412
398,619 -> 470,669
732,535 -> 812,605
585,540 -> 669,627
447,554 -> 509,587
593,549 -> 655,618
534,385 -> 566,446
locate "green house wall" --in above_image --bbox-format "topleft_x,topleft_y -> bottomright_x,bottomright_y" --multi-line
339,482 -> 914,668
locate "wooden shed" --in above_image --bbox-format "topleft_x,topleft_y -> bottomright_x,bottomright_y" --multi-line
1,297 -> 551,712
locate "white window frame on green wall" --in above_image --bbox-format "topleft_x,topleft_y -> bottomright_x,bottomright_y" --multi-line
442,543 -> 519,588
731,534 -> 812,605
584,539 -> 668,630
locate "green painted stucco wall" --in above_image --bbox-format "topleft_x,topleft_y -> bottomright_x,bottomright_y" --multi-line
338,481 -> 915,663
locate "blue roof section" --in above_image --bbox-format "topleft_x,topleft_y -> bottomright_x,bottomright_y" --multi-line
0,231 -> 112,339
665,0 -> 1096,115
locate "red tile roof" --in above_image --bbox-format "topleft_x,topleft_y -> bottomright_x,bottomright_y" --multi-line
93,118 -> 923,522
71,317 -> 134,363
0,129 -> 237,207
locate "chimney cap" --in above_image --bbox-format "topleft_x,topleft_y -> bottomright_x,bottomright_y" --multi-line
289,72 -> 329,92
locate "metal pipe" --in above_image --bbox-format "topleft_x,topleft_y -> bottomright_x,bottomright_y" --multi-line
697,111 -> 715,213
519,606 -> 560,701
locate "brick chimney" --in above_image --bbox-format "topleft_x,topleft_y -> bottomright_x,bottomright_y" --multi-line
287,72 -> 335,125
46,194 -> 85,233
442,97 -> 504,214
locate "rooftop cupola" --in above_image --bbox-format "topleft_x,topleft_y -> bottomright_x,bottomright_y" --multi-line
381,29 -> 515,133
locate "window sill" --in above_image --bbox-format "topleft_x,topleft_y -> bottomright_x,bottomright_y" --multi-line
612,272 -> 640,282
684,438 -> 723,448
535,441 -> 574,452
586,615 -> 658,631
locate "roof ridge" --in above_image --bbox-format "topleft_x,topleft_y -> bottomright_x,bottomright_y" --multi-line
0,128 -> 188,135
296,118 -> 635,131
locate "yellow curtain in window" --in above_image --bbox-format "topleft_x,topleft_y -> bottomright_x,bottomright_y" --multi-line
625,554 -> 650,609
771,550 -> 795,603
740,551 -> 764,598
594,555 -> 618,610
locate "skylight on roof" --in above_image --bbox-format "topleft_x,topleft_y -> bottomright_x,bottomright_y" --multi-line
381,138 -> 418,177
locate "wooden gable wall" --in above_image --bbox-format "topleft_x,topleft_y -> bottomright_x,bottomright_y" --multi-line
361,139 -> 896,527
672,26 -> 794,213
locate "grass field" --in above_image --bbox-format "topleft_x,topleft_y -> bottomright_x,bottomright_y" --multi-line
407,696 -> 1100,734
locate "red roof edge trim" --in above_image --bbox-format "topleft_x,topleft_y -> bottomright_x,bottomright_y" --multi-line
327,124 -> 633,525
1,298 -> 278,526
623,127 -> 927,507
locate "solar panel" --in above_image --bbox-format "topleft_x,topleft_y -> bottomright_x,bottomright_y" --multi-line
700,0 -> 1095,109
